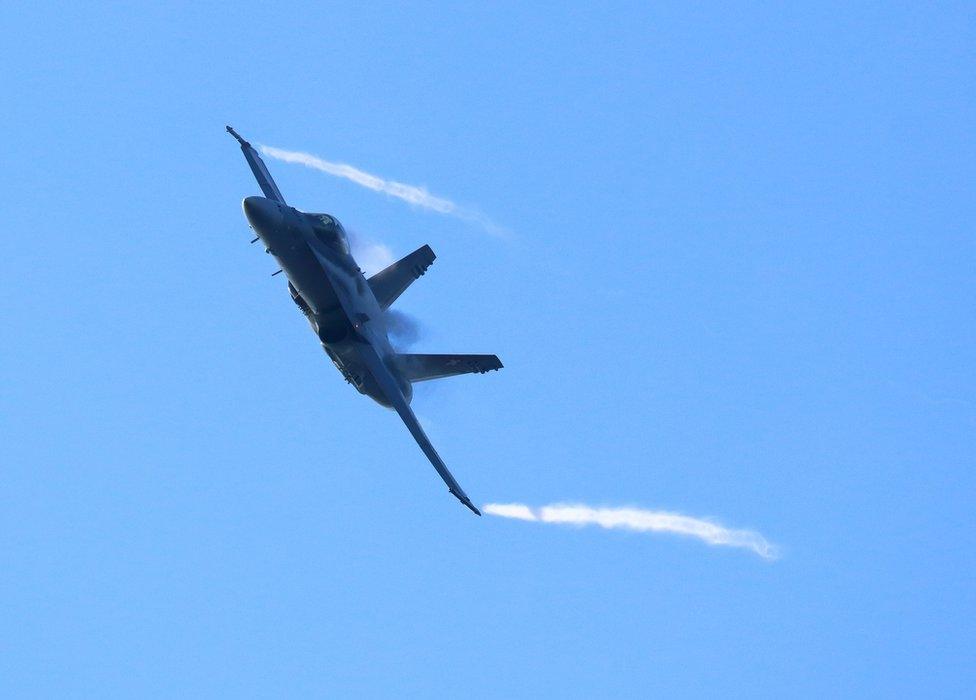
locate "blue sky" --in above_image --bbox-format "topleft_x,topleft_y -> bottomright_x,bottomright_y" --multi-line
1,2 -> 973,697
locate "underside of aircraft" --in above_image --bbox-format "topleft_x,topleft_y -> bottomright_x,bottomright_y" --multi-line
227,126 -> 501,515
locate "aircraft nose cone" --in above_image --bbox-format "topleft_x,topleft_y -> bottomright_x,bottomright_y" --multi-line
242,196 -> 282,232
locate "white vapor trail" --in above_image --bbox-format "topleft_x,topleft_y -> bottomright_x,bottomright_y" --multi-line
260,145 -> 506,236
483,503 -> 778,560
350,239 -> 395,276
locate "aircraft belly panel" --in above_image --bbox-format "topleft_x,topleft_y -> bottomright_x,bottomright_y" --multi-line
277,244 -> 340,314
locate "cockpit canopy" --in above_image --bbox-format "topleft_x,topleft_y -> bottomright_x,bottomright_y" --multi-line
307,213 -> 350,255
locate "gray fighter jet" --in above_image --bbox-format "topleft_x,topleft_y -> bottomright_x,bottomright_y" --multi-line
227,127 -> 500,515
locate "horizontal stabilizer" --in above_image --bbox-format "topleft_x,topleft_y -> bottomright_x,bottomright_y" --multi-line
367,245 -> 436,310
398,354 -> 503,383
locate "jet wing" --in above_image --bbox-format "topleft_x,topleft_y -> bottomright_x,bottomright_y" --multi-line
356,339 -> 481,515
367,245 -> 436,310
226,126 -> 287,204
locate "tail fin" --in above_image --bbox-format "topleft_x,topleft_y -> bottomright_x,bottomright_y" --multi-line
367,245 -> 436,309
398,354 -> 503,383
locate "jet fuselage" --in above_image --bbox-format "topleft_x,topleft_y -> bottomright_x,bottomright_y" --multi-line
242,195 -> 411,406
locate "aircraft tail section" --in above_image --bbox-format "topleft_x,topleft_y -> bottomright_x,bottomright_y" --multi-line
398,354 -> 503,383
367,245 -> 436,310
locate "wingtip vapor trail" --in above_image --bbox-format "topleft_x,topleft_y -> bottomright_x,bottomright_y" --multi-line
483,502 -> 778,560
259,144 -> 508,236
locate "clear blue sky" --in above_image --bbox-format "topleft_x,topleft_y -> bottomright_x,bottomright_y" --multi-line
1,3 -> 973,697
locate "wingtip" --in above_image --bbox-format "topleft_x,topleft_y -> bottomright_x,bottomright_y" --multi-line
225,125 -> 248,146
451,490 -> 482,516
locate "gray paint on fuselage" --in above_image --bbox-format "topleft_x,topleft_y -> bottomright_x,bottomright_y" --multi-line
242,196 -> 408,407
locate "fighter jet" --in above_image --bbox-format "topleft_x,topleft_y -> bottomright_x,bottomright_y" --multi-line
227,127 -> 501,515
